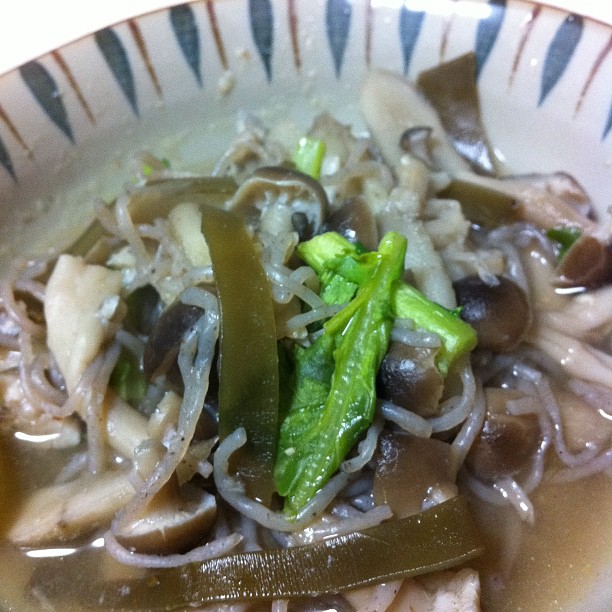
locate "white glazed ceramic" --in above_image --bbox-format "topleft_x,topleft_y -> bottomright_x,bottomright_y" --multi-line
0,0 -> 610,609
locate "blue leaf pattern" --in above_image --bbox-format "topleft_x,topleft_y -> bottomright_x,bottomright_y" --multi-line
95,28 -> 139,116
475,0 -> 506,78
539,14 -> 583,106
249,0 -> 274,81
19,61 -> 73,142
604,98 -> 612,140
399,5 -> 426,76
326,0 -> 352,77
0,135 -> 15,180
171,4 -> 202,86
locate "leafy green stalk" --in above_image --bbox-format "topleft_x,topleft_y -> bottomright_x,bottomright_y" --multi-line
275,232 -> 406,517
298,232 -> 476,375
292,137 -> 326,179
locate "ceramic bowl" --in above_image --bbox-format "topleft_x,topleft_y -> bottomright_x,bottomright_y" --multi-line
0,0 -> 610,610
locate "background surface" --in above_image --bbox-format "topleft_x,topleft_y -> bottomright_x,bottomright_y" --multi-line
0,0 -> 610,76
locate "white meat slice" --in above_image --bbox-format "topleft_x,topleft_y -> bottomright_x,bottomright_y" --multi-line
44,254 -> 123,393
346,567 -> 481,612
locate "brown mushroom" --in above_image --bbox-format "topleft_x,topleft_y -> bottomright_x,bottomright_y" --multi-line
114,477 -> 217,555
376,341 -> 444,418
374,432 -> 456,518
452,275 -> 531,352
465,388 -> 541,481
556,235 -> 612,288
143,300 -> 205,385
229,166 -> 329,240
323,196 -> 379,251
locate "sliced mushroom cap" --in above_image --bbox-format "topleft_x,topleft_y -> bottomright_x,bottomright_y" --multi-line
228,166 -> 329,240
453,275 -> 531,353
450,170 -> 599,236
417,52 -> 498,176
374,432 -> 457,518
114,481 -> 217,555
323,196 -> 379,251
465,388 -> 541,481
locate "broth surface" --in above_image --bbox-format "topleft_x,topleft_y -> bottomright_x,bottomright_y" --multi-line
1,432 -> 610,611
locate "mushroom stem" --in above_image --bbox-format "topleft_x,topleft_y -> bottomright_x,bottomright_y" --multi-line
7,470 -> 136,545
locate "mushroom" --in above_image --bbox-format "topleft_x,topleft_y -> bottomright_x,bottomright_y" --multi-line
452,275 -> 531,352
143,300 -> 206,389
556,235 -> 612,288
228,166 -> 329,241
360,69 -> 470,173
448,170 -> 600,236
376,341 -> 444,418
373,432 -> 457,518
465,388 -> 541,481
113,477 -> 217,555
399,126 -> 435,166
416,52 -> 498,176
322,196 -> 379,251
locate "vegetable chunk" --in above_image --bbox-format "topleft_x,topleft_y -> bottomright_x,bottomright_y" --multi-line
44,254 -> 123,392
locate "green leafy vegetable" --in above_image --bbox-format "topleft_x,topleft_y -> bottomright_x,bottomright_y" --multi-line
298,232 -> 477,376
275,232 -> 406,517
546,226 -> 582,259
292,136 -> 326,180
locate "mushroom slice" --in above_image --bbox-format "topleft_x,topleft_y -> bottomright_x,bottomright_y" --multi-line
114,480 -> 217,555
417,52 -> 498,176
360,69 -> 470,173
229,166 -> 329,240
450,170 -> 599,236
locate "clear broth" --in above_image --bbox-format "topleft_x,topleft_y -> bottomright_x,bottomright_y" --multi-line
1,433 -> 611,611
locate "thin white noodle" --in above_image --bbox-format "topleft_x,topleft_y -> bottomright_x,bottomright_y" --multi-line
29,353 -> 67,406
18,331 -> 71,418
214,427 -> 351,532
14,278 -> 46,303
54,451 -> 88,484
548,448 -> 612,483
568,378 -> 612,415
492,477 -> 535,526
341,414 -> 384,473
286,505 -> 393,547
462,470 -> 535,525
271,601 -> 289,612
115,328 -> 146,360
451,383 -> 487,474
84,342 -> 122,474
0,277 -> 46,339
0,350 -> 20,372
506,396 -> 552,493
114,192 -> 150,266
378,400 -> 433,438
264,263 -> 325,310
513,363 -> 601,467
427,360 -> 476,433
284,303 -> 344,333
391,325 -> 441,348
113,287 -> 219,530
103,530 -> 242,568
